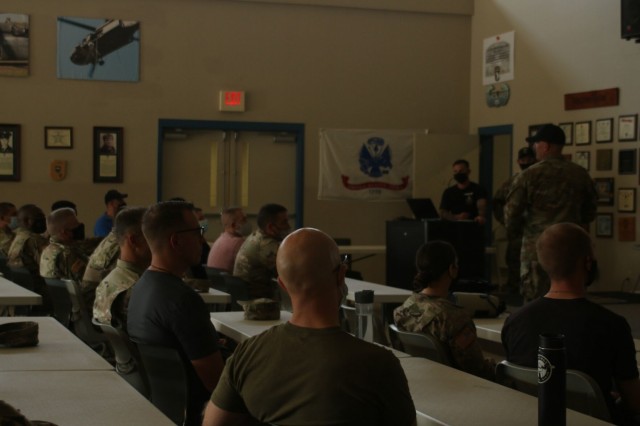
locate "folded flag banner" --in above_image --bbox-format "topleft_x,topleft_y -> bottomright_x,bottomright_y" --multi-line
319,128 -> 414,201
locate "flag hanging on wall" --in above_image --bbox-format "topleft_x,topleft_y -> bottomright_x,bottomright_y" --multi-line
318,128 -> 414,201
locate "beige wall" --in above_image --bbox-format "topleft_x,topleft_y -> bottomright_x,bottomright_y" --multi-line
1,0 -> 473,284
470,0 -> 640,291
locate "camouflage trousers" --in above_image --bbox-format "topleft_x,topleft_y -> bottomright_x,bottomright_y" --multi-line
520,260 -> 550,302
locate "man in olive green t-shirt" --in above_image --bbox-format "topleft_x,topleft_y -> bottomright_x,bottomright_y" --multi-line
203,228 -> 416,426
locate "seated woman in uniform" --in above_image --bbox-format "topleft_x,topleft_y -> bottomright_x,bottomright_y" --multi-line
393,240 -> 495,381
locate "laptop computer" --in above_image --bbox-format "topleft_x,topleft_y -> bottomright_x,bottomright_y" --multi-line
406,198 -> 440,220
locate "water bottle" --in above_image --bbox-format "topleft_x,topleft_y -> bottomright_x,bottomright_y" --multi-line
355,290 -> 374,342
538,333 -> 566,426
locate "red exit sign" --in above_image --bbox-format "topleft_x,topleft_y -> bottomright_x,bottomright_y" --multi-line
219,90 -> 245,112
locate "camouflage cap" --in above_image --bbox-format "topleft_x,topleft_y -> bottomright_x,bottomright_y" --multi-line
239,298 -> 281,320
0,321 -> 39,347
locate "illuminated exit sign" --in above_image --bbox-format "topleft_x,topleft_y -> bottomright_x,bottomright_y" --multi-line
219,90 -> 246,112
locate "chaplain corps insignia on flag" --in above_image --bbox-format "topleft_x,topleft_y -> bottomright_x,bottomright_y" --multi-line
50,160 -> 67,181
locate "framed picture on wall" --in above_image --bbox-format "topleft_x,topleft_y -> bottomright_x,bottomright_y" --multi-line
596,149 -> 613,171
45,126 -> 73,149
575,121 -> 591,145
617,188 -> 636,213
0,124 -> 21,181
93,126 -> 123,183
574,151 -> 590,170
619,149 -> 637,175
618,114 -> 638,142
594,177 -> 614,206
558,122 -> 573,145
595,118 -> 613,143
595,213 -> 613,238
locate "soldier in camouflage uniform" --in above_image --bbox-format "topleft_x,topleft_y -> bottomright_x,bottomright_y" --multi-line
7,204 -> 48,275
394,240 -> 495,381
93,207 -> 150,331
505,125 -> 597,302
492,147 -> 536,295
39,208 -> 89,282
233,203 -> 290,300
0,202 -> 17,256
81,230 -> 119,309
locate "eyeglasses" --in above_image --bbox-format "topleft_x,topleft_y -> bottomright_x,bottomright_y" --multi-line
333,254 -> 350,273
174,226 -> 205,237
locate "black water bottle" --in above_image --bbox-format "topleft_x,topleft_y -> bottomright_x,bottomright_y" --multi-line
538,333 -> 566,426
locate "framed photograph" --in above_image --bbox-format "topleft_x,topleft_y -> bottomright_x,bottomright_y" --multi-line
0,124 -> 20,181
595,118 -> 613,143
45,127 -> 73,149
618,149 -> 637,175
595,213 -> 613,238
617,188 -> 636,213
575,121 -> 592,145
618,217 -> 636,242
618,114 -> 638,142
574,151 -> 590,170
93,126 -> 123,183
596,149 -> 613,171
558,122 -> 573,145
594,177 -> 615,206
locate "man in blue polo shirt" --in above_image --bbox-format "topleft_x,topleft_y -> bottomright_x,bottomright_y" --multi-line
93,189 -> 127,237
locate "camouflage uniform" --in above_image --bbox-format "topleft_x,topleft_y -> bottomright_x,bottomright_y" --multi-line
81,231 -> 120,309
93,259 -> 144,331
504,156 -> 597,301
7,228 -> 48,275
39,239 -> 89,282
0,226 -> 14,256
493,173 -> 523,294
233,229 -> 279,299
394,293 -> 495,380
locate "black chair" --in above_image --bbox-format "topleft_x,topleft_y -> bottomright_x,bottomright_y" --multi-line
7,265 -> 52,315
43,278 -> 73,328
495,360 -> 611,422
221,275 -> 251,311
92,319 -> 149,398
0,254 -> 10,277
132,340 -> 188,426
63,279 -> 110,356
388,324 -> 453,366
7,265 -> 37,291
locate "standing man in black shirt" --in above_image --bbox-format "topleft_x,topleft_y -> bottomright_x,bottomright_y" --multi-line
439,159 -> 488,225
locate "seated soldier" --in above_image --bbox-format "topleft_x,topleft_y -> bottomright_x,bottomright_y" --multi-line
93,207 -> 150,331
204,228 -> 416,425
0,202 -> 17,256
7,204 -> 48,274
502,223 -> 640,423
39,208 -> 90,282
394,240 -> 495,381
81,230 -> 119,309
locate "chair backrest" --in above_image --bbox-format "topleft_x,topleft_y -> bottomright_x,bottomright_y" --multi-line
495,360 -> 611,422
132,340 -> 188,426
388,324 -> 453,367
63,279 -> 109,354
222,275 -> 251,311
44,278 -> 73,328
204,266 -> 228,292
92,319 -> 149,398
7,266 -> 37,291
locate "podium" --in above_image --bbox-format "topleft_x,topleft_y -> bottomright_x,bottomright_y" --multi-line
386,219 -> 485,290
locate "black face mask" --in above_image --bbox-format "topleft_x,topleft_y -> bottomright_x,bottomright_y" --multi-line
71,223 -> 85,240
453,173 -> 468,184
586,260 -> 599,287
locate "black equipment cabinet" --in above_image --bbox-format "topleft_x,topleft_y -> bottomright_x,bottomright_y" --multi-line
386,219 -> 485,290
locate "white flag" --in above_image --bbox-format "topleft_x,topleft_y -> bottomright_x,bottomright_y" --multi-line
318,129 -> 414,201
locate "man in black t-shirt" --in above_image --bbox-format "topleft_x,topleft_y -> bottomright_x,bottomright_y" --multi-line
501,223 -> 640,421
439,159 -> 488,224
127,201 -> 224,426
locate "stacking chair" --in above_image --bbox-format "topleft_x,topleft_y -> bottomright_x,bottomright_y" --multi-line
221,275 -> 251,311
132,340 -> 188,426
92,319 -> 149,398
63,279 -> 110,356
43,278 -> 73,328
495,360 -> 611,422
7,265 -> 37,291
7,265 -> 51,315
388,324 -> 453,367
0,254 -> 10,277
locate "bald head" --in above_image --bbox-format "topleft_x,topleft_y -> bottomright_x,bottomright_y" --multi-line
536,222 -> 593,280
276,228 -> 342,297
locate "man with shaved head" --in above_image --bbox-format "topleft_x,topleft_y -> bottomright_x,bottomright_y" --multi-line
203,228 -> 416,426
502,223 -> 640,422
